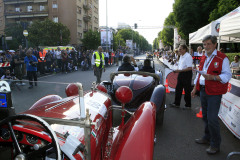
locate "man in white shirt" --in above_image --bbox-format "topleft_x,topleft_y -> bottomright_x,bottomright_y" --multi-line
104,50 -> 109,67
230,55 -> 240,68
197,46 -> 203,56
55,47 -> 62,70
170,44 -> 193,109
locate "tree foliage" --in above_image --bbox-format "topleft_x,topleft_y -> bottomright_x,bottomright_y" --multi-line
209,0 -> 240,21
152,38 -> 159,50
160,12 -> 176,47
28,19 -> 70,47
4,23 -> 25,49
173,0 -> 219,41
113,29 -> 151,51
81,30 -> 100,50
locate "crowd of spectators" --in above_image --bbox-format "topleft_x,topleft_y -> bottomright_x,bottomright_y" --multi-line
0,45 -> 128,88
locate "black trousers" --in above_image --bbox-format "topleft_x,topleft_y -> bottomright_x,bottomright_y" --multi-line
174,70 -> 192,107
39,62 -> 45,74
105,57 -> 109,66
27,71 -> 37,86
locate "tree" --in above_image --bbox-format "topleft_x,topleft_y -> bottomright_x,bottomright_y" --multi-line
28,19 -> 70,47
209,0 -> 240,21
4,23 -> 25,49
153,38 -> 159,50
160,12 -> 176,47
81,30 -> 100,50
173,0 -> 219,41
113,29 -> 151,51
113,33 -> 125,50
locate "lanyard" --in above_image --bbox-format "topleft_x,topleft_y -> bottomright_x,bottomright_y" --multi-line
204,54 -> 215,70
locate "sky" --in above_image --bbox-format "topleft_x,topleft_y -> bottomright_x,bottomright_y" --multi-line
99,0 -> 175,45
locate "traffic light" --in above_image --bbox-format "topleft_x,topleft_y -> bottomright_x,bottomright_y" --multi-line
134,23 -> 137,29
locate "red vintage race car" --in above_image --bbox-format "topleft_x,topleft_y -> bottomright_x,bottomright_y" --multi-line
102,71 -> 166,125
0,70 -> 165,160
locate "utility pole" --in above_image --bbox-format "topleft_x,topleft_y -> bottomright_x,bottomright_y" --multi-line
106,0 -> 108,52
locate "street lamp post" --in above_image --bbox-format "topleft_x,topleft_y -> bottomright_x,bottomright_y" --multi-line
132,29 -> 133,50
106,0 -> 108,52
23,30 -> 28,49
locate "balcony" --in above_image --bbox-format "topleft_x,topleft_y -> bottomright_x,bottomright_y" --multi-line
4,0 -> 47,5
83,4 -> 90,10
83,15 -> 91,22
83,28 -> 88,32
5,10 -> 48,18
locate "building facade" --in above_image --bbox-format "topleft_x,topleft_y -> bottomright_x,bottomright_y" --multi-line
0,0 -> 99,46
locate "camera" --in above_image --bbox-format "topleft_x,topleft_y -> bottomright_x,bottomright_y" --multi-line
30,60 -> 36,67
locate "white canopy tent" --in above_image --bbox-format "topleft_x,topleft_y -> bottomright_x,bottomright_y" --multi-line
189,6 -> 240,47
219,12 -> 240,42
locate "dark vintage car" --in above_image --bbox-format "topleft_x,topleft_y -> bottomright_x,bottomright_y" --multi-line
0,69 -> 165,159
102,70 -> 166,125
146,52 -> 154,59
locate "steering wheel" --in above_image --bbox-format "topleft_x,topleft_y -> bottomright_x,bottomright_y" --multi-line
0,114 -> 61,160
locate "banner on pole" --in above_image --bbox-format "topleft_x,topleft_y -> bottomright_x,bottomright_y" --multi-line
100,28 -> 112,48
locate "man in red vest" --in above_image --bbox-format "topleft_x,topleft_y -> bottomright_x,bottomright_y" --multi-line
191,35 -> 232,155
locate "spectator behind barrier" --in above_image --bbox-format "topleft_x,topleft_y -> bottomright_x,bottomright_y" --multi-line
230,55 -> 240,68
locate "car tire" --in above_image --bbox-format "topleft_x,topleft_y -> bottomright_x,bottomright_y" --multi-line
156,92 -> 166,125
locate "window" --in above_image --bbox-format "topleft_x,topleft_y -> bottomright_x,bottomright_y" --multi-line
52,3 -> 58,9
15,7 -> 20,12
40,5 -> 45,11
77,7 -> 82,14
53,16 -> 58,23
27,6 -> 32,12
94,6 -> 98,13
78,32 -> 82,39
94,17 -> 98,23
0,6 -> 2,12
78,19 -> 82,27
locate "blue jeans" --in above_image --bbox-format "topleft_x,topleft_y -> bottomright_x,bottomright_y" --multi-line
200,87 -> 222,148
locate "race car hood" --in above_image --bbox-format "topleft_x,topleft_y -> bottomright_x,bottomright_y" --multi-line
21,91 -> 112,159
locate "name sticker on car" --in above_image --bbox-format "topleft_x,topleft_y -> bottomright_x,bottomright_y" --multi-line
85,93 -> 107,118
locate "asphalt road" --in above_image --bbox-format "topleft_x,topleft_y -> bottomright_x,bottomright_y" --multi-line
10,55 -> 240,160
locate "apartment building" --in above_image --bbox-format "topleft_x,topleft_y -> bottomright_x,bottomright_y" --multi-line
0,0 -> 99,46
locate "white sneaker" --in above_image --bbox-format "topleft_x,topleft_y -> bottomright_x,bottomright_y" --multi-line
16,83 -> 21,86
21,83 -> 26,86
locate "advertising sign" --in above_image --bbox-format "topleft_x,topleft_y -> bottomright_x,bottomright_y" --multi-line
164,68 -> 179,92
219,78 -> 240,139
126,40 -> 133,49
100,28 -> 112,48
